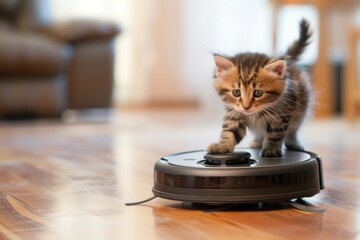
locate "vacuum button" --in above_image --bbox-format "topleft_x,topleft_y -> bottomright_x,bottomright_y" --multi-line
204,151 -> 251,165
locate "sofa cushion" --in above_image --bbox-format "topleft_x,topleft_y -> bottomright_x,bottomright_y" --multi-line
0,75 -> 67,117
0,0 -> 20,17
0,30 -> 72,76
39,20 -> 121,43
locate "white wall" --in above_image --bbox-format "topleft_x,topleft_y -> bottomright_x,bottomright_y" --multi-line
181,0 -> 272,109
48,0 -> 277,108
139,0 -> 274,108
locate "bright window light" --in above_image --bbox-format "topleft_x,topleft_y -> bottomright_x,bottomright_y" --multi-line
276,5 -> 319,65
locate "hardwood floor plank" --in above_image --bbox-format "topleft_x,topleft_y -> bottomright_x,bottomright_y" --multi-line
0,222 -> 22,240
0,110 -> 359,239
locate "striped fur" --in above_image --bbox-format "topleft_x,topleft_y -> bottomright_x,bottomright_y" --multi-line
208,19 -> 312,157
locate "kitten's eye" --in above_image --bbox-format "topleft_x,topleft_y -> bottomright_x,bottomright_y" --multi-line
253,90 -> 264,98
232,89 -> 241,97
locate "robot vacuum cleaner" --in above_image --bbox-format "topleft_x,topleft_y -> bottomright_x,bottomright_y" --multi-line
126,148 -> 324,212
152,148 -> 324,204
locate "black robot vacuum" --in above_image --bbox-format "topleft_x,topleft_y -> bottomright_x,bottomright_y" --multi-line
152,148 -> 324,204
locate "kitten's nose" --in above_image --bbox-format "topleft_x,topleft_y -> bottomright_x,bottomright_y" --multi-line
243,106 -> 251,110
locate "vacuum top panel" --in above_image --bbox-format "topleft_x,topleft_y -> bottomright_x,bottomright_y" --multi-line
162,148 -> 312,169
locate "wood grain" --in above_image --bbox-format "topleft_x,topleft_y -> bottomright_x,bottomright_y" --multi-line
0,110 -> 359,240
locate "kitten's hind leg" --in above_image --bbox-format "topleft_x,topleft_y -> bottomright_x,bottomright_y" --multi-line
284,129 -> 304,151
250,133 -> 263,148
250,139 -> 262,148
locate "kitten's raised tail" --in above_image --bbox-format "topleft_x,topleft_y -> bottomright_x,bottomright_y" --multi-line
285,19 -> 312,63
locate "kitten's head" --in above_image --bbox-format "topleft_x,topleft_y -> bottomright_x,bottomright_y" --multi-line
213,53 -> 286,115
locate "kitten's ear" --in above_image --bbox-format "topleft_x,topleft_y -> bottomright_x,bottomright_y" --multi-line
214,55 -> 235,76
264,60 -> 286,78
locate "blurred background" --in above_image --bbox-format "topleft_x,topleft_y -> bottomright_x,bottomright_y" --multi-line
1,0 -> 360,121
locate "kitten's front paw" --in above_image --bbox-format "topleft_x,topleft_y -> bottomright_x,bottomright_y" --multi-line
207,143 -> 234,154
260,148 -> 283,157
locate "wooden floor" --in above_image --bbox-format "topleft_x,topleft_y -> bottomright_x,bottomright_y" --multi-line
0,109 -> 359,240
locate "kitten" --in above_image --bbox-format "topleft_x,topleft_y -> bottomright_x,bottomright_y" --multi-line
207,19 -> 312,157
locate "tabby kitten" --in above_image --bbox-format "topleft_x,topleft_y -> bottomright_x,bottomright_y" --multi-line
207,19 -> 312,157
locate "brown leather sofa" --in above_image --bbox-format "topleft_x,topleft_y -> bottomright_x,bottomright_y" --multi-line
0,0 -> 120,118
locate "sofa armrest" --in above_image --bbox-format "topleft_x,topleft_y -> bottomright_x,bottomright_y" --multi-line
38,20 -> 121,43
